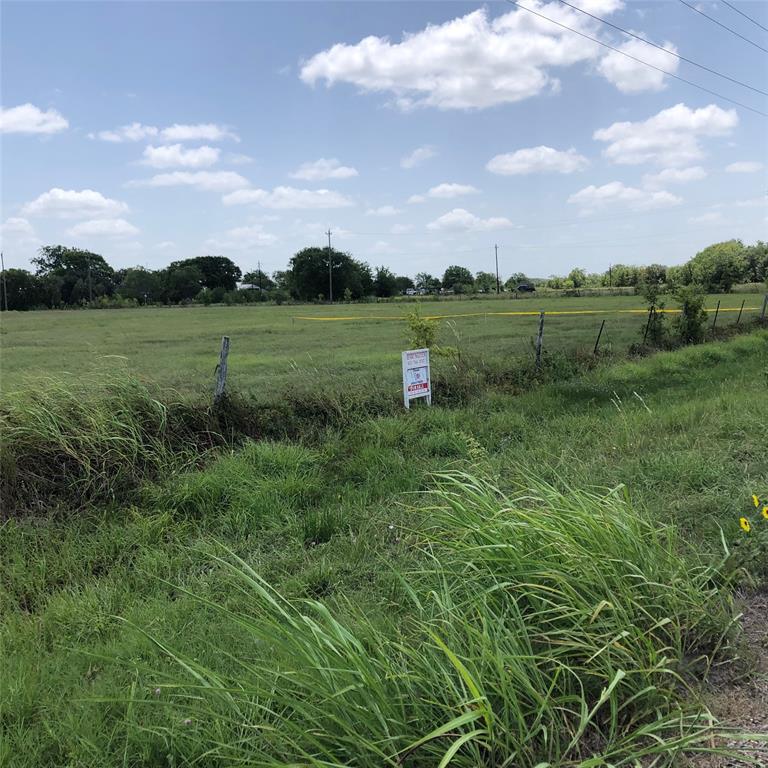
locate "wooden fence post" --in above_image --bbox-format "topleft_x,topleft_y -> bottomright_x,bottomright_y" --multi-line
735,299 -> 745,326
711,300 -> 720,334
761,294 -> 768,323
593,319 -> 606,355
643,308 -> 655,344
214,335 -> 230,404
535,311 -> 545,369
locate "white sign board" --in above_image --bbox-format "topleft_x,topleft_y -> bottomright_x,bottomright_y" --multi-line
402,348 -> 431,408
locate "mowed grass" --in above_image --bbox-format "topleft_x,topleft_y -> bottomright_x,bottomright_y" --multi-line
1,331 -> 766,766
1,292 -> 762,396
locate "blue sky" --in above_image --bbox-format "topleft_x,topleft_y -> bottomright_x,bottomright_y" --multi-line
1,0 -> 766,280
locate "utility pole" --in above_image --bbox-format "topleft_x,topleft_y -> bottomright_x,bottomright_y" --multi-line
258,259 -> 263,299
326,228 -> 333,302
608,263 -> 612,288
87,257 -> 93,303
0,251 -> 7,312
494,244 -> 500,295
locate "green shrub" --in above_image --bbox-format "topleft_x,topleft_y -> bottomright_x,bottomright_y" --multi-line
673,284 -> 708,344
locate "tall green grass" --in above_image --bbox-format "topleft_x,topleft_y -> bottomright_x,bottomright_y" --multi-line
124,473 -> 737,766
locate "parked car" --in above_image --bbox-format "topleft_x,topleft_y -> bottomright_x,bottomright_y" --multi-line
517,283 -> 536,292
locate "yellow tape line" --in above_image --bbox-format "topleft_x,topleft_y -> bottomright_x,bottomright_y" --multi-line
294,306 -> 759,322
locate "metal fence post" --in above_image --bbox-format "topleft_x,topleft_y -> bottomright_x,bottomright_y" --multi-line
593,319 -> 606,355
535,311 -> 545,369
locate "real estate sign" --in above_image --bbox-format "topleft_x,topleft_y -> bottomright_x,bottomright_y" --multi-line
402,348 -> 431,409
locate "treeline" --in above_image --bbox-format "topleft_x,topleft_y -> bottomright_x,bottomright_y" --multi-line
1,239 -> 766,311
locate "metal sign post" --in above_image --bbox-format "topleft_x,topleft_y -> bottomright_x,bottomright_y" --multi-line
402,348 -> 432,409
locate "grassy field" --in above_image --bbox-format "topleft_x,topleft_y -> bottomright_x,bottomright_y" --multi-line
1,292 -> 763,395
1,330 -> 767,766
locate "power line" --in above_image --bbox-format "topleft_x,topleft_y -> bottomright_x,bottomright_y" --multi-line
557,0 -> 768,96
506,0 -> 768,116
721,0 -> 768,34
677,0 -> 768,54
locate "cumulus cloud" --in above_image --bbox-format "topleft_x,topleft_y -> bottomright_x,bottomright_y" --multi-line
642,166 -> 707,189
128,171 -> 250,191
300,2 -> 629,110
204,224 -> 277,251
594,103 -> 738,167
597,37 -> 679,93
408,183 -> 479,203
66,218 -> 140,238
91,121 -> 238,143
486,146 -> 588,175
568,181 -> 682,213
22,188 -> 129,219
427,208 -> 517,231
222,186 -> 354,209
0,103 -> 69,134
0,217 -> 39,247
290,158 -> 358,180
366,205 -> 401,216
141,144 -> 220,169
725,161 -> 764,173
400,146 -> 437,168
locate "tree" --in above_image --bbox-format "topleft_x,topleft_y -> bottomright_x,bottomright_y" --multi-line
242,269 -> 275,293
602,264 -> 642,287
161,264 -> 204,303
568,268 -> 587,288
0,268 -> 44,310
288,247 -> 372,301
32,245 -> 115,304
742,241 -> 768,284
117,267 -> 163,303
688,240 -> 745,292
475,271 -> 497,293
373,266 -> 398,297
394,275 -> 415,294
169,256 -> 241,291
442,265 -> 474,293
415,272 -> 441,293
642,264 -> 667,285
505,272 -> 530,288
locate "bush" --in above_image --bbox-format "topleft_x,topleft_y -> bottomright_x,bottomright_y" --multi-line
673,284 -> 708,344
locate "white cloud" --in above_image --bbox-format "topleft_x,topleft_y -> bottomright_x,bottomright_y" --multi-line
366,205 -> 401,216
568,181 -> 683,213
226,153 -> 254,165
725,161 -> 764,174
371,240 -> 397,254
486,146 -> 588,175
129,171 -> 250,191
300,2 -> 626,110
66,218 -> 140,238
204,225 -> 277,251
153,241 -> 176,250
594,103 -> 738,167
141,144 -> 220,168
161,123 -> 238,142
222,186 -> 354,209
427,208 -> 517,231
391,223 -> 413,234
0,103 -> 69,134
423,183 -> 479,200
688,211 -> 722,224
0,217 -> 39,247
597,37 -> 679,93
91,122 -> 159,142
91,121 -> 238,143
642,165 -> 707,189
290,158 -> 358,180
22,188 -> 129,219
400,146 -> 437,168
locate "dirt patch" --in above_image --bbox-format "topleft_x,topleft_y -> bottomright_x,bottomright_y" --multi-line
690,590 -> 768,767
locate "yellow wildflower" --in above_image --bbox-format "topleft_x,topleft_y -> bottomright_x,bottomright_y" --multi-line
762,506 -> 768,521
753,494 -> 760,508
739,517 -> 751,533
